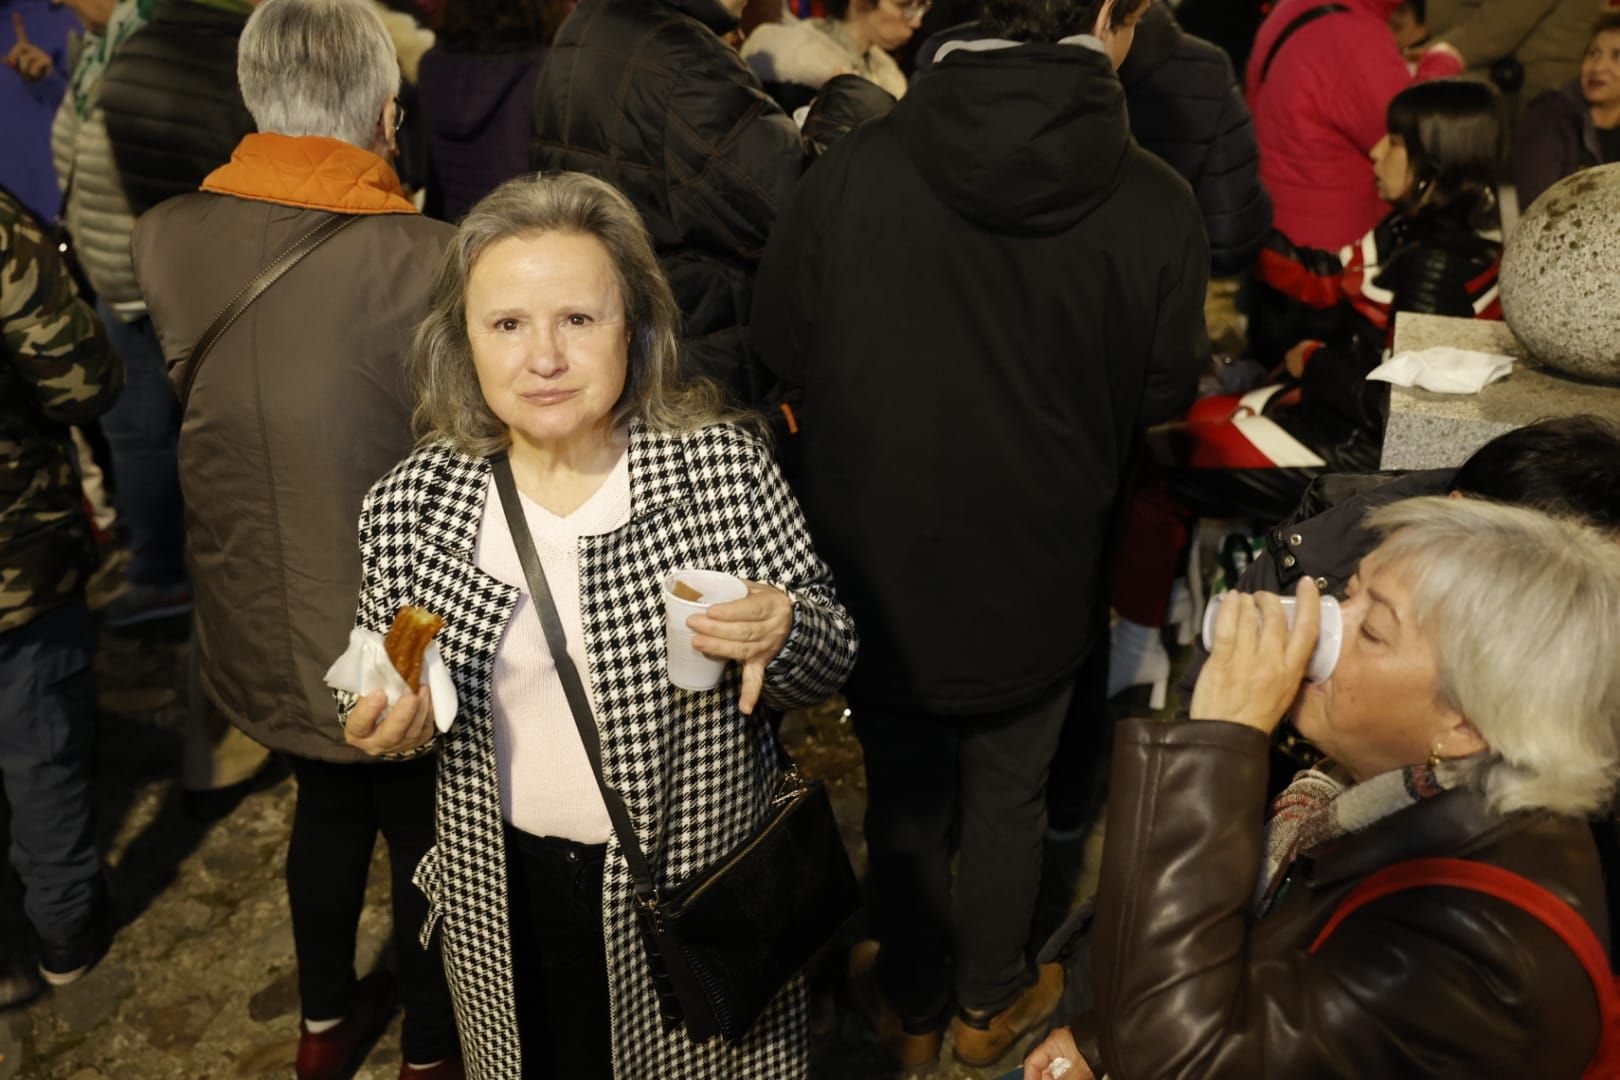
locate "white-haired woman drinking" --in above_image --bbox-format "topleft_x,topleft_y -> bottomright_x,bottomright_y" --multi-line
130,0 -> 458,1075
340,171 -> 859,1079
1028,496 -> 1620,1078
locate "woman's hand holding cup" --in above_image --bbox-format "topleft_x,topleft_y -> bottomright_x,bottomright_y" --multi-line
686,581 -> 793,716
344,688 -> 435,757
1190,577 -> 1320,734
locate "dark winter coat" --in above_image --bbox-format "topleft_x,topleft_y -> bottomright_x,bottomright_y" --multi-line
752,40 -> 1209,714
418,46 -> 545,223
98,0 -> 255,217
531,0 -> 884,402
1514,79 -> 1609,209
1118,2 -> 1271,275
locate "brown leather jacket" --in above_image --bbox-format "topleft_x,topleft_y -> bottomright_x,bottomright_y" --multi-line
132,134 -> 453,763
1081,718 -> 1608,1078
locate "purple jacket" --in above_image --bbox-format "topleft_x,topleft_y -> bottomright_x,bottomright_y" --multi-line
1514,79 -> 1605,210
1,0 -> 80,222
417,46 -> 544,222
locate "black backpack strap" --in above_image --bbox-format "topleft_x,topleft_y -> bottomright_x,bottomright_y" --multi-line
1259,3 -> 1351,85
176,213 -> 360,412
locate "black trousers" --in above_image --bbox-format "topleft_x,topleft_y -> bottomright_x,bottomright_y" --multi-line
855,677 -> 1074,1023
505,825 -> 613,1079
286,755 -> 456,1063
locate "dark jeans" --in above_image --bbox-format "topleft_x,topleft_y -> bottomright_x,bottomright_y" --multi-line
0,603 -> 102,943
286,755 -> 456,1064
94,302 -> 187,588
855,678 -> 1074,1023
505,825 -> 612,1079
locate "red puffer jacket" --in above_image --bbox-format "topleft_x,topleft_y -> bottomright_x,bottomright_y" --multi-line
1245,0 -> 1461,251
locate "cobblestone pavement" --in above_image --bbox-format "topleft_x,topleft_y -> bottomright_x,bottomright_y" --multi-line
0,612 -> 1110,1080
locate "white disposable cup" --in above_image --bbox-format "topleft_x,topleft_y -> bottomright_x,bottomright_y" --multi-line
662,569 -> 750,691
1202,593 -> 1343,684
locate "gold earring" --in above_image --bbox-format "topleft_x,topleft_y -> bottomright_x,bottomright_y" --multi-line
1427,741 -> 1445,769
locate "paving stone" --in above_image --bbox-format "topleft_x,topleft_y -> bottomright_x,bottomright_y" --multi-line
0,1012 -> 26,1080
48,966 -> 135,1034
246,969 -> 298,1024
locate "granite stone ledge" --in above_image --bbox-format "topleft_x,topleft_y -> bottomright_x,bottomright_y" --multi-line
1380,313 -> 1620,470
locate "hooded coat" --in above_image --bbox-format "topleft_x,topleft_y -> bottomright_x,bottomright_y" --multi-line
752,39 -> 1209,714
1117,2 -> 1271,275
418,45 -> 544,223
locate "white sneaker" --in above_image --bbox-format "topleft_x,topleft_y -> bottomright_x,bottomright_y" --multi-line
1107,618 -> 1171,710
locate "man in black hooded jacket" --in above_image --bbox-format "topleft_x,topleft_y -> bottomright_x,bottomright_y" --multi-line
751,0 -> 1207,1067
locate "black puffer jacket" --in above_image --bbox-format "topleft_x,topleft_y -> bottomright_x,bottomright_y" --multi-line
99,0 -> 254,217
1118,2 -> 1271,275
752,41 -> 1208,713
532,0 -> 886,402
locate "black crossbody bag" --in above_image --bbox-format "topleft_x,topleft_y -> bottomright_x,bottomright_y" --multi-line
491,454 -> 860,1044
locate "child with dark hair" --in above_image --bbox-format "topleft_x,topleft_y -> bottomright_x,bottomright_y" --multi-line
1109,78 -> 1507,704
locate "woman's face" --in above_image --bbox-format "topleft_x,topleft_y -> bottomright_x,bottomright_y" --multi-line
465,230 -> 629,453
1370,133 -> 1415,203
1582,30 -> 1620,112
853,0 -> 923,52
1291,548 -> 1469,782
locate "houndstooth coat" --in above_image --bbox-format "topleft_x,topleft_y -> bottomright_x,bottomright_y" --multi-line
350,421 -> 858,1079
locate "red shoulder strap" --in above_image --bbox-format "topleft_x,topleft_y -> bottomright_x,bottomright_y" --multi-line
1310,857 -> 1618,1074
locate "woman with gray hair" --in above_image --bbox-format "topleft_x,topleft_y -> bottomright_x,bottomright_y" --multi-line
339,171 -> 859,1078
1026,496 -> 1620,1079
129,0 -> 460,1076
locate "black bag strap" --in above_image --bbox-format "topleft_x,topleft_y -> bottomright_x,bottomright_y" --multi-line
491,453 -> 662,904
177,213 -> 360,412
1258,3 -> 1350,84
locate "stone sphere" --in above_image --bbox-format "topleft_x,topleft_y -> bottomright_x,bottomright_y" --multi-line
1500,162 -> 1620,385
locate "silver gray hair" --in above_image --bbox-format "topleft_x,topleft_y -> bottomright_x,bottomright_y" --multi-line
238,0 -> 400,149
411,172 -> 743,455
1366,496 -> 1620,817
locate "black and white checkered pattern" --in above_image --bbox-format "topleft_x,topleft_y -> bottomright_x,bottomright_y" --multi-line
353,422 -> 859,1079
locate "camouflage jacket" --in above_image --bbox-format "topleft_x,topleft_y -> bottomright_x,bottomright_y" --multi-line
1,188 -> 118,633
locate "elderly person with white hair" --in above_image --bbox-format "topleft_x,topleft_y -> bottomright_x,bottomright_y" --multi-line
1027,496 -> 1620,1080
129,0 -> 460,1077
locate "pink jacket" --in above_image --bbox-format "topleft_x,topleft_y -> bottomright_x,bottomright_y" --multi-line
1246,0 -> 1461,251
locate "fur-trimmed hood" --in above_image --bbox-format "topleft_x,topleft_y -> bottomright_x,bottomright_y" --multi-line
742,15 -> 907,100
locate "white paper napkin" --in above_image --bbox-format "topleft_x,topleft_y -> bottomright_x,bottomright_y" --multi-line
323,627 -> 457,734
1366,347 -> 1514,394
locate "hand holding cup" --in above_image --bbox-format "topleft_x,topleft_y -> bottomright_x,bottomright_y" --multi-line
1190,577 -> 1321,734
686,580 -> 792,716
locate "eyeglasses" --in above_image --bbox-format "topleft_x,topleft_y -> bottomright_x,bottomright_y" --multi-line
885,0 -> 932,20
392,99 -> 406,136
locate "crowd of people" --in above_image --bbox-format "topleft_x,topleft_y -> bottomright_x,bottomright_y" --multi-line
3,0 -> 1620,1077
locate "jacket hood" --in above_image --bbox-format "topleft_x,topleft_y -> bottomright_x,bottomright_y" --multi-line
893,41 -> 1132,235
1118,2 -> 1180,87
201,133 -> 419,215
420,48 -> 541,139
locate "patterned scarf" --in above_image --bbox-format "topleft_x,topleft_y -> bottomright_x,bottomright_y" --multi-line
1254,760 -> 1452,914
